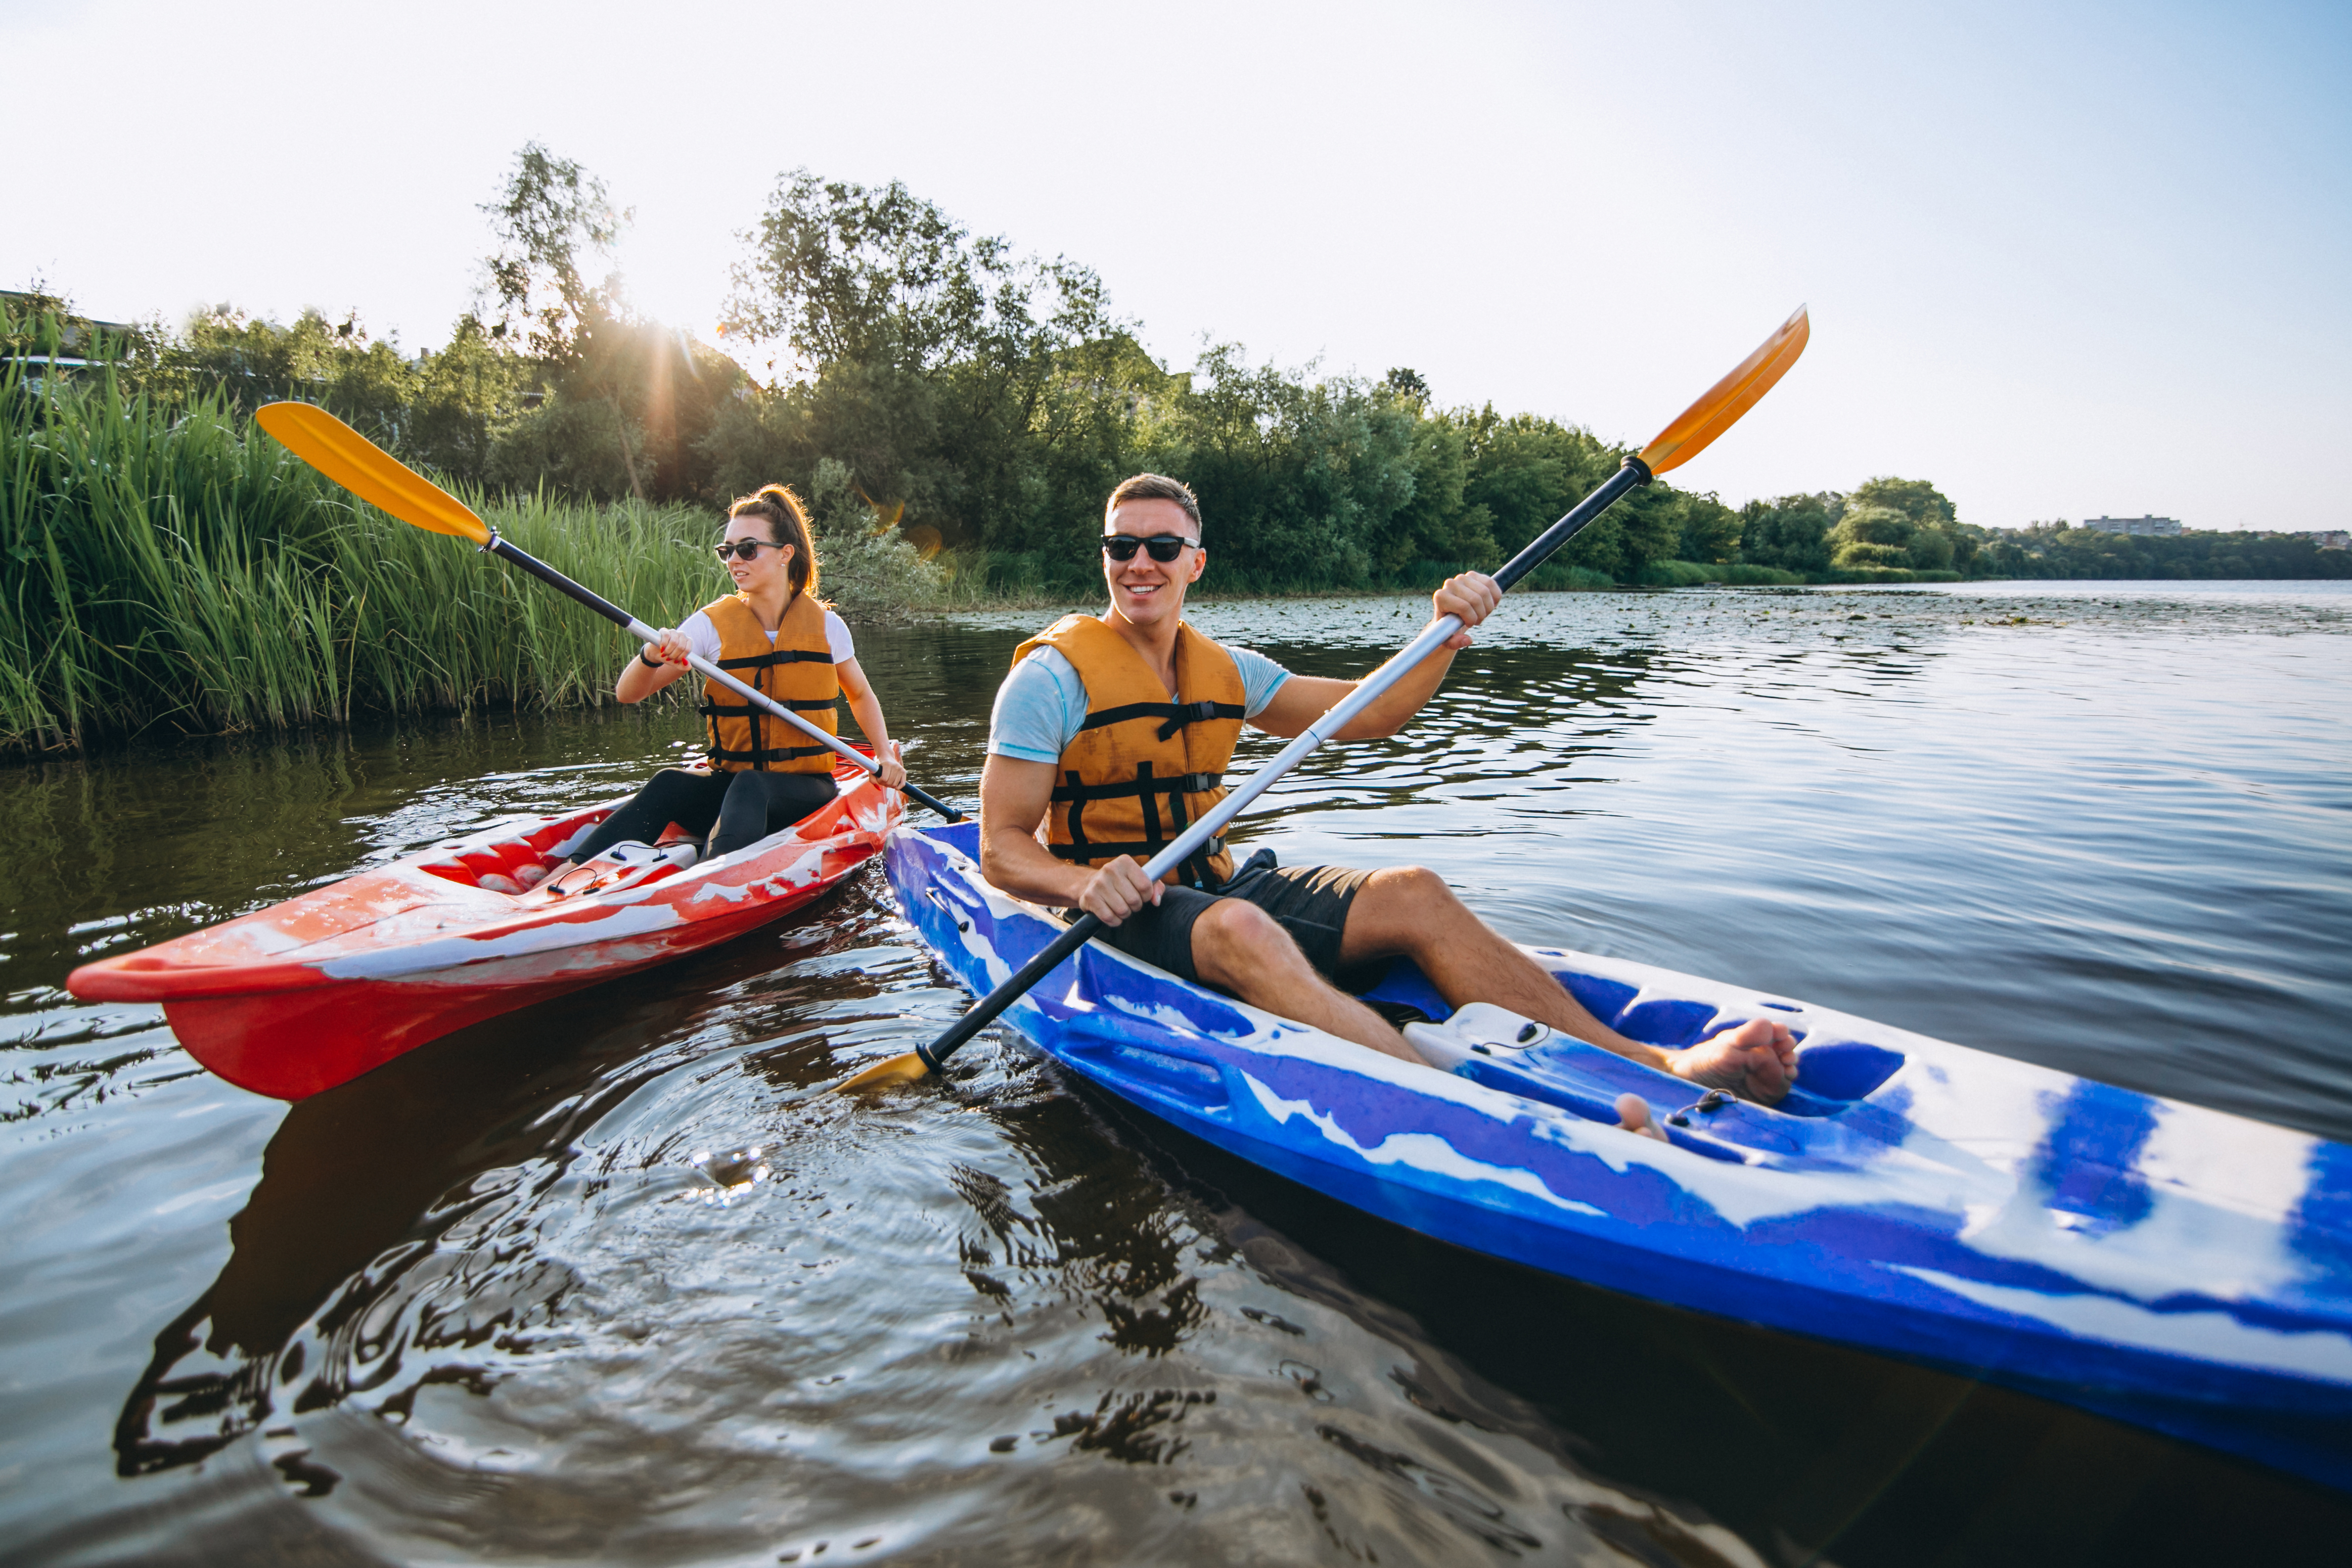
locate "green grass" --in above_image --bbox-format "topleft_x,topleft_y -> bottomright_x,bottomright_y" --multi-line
2,362 -> 727,755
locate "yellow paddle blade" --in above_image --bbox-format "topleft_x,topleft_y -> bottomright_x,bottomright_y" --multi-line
255,402 -> 491,544
827,1051 -> 933,1094
1637,306 -> 1810,477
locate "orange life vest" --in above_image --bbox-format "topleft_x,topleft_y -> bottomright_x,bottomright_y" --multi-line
699,592 -> 838,774
1012,613 -> 1247,889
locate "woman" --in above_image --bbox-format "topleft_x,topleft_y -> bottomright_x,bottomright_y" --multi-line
560,485 -> 908,868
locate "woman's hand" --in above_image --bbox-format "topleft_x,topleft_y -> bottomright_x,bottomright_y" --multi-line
618,628 -> 692,703
877,741 -> 907,790
1432,572 -> 1500,649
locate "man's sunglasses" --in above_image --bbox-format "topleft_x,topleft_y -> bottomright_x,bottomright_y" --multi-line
714,539 -> 785,562
1101,534 -> 1198,563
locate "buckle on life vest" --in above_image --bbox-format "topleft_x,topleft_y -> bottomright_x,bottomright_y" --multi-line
1158,700 -> 1228,741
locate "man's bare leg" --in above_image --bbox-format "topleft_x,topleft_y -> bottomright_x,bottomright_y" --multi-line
1334,865 -> 1797,1102
1188,898 -> 1424,1065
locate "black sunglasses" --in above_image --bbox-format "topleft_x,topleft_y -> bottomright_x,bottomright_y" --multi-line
1101,534 -> 1198,563
714,539 -> 785,562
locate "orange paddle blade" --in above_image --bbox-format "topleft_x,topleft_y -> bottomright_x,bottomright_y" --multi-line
1637,306 -> 1810,477
255,402 -> 491,544
827,1051 -> 933,1094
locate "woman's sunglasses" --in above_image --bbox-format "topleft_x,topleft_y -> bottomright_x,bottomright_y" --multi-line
714,539 -> 785,562
1101,534 -> 1197,563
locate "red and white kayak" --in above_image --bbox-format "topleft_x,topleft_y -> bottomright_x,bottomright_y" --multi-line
68,758 -> 902,1100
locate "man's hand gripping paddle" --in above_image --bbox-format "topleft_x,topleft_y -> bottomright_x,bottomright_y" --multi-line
834,306 -> 1811,1092
252,403 -> 964,823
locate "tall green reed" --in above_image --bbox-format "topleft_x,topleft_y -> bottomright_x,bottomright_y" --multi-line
2,355 -> 724,755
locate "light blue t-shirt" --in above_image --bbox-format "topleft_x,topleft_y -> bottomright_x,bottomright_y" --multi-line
988,639 -> 1291,762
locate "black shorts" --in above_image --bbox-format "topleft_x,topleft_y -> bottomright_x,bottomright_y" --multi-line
1086,849 -> 1379,989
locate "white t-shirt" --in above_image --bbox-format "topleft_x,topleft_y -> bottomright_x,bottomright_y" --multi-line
680,606 -> 856,666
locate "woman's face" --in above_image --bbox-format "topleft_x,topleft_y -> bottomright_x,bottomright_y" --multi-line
721,516 -> 795,596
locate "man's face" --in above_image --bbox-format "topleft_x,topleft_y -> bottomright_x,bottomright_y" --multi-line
1102,497 -> 1205,627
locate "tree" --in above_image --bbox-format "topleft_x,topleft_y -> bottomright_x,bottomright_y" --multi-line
481,142 -> 629,365
721,170 -> 1125,542
477,144 -> 738,503
1829,503 -> 1915,570
1849,475 -> 1970,573
1671,492 -> 1743,564
1740,494 -> 1836,574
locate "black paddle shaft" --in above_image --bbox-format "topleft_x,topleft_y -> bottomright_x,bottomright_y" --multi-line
920,913 -> 1102,1071
916,455 -> 1654,1072
482,534 -> 965,823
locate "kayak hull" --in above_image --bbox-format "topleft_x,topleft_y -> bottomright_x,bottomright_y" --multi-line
884,821 -> 2352,1491
72,760 -> 900,1099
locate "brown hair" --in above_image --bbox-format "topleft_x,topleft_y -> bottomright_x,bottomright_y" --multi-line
1105,473 -> 1202,538
726,485 -> 819,600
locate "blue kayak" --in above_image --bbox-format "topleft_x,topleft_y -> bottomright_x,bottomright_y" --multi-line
885,822 -> 2352,1490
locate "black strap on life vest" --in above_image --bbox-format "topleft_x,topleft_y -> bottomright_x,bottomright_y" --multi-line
1048,761 -> 1227,887
699,645 -> 837,768
1074,699 -> 1247,742
701,697 -> 838,715
1047,771 -> 1224,802
716,647 -> 834,671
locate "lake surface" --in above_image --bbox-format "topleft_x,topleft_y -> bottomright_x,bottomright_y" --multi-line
4,580 -> 2348,1566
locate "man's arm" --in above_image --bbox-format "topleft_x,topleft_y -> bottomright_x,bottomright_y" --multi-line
979,754 -> 1166,928
1250,573 -> 1500,740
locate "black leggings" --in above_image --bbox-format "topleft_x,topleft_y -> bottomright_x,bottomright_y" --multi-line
566,767 -> 839,863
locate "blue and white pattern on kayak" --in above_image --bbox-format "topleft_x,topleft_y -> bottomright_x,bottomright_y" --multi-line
884,822 -> 2352,1490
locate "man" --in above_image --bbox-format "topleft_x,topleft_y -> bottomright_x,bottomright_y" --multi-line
978,473 -> 1797,1101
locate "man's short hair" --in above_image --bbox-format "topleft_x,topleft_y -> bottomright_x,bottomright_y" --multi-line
1105,473 -> 1202,538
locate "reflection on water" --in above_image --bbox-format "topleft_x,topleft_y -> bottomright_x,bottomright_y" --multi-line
4,582 -> 2349,1565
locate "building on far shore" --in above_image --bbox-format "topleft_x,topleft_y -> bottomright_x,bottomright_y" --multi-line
2082,515 -> 2183,536
2305,530 -> 2350,551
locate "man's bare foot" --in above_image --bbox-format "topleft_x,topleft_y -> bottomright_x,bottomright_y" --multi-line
1669,1017 -> 1799,1105
1615,1093 -> 1670,1142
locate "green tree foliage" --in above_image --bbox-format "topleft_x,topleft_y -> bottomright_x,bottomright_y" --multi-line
1670,493 -> 1743,565
1829,503 -> 1917,570
479,143 -> 745,503
1972,525 -> 2350,581
720,169 -> 1127,549
1739,493 -> 1837,574
481,142 -> 630,363
1845,475 -> 1972,573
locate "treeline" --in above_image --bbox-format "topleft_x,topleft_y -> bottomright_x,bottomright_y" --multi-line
6,147 -> 1796,597
1734,484 -> 2349,582
19,143 -> 2342,594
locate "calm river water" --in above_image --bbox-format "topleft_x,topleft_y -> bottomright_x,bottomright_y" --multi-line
3,581 -> 2349,1567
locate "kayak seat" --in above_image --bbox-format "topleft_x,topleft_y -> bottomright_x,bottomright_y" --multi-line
1359,957 -> 1453,1023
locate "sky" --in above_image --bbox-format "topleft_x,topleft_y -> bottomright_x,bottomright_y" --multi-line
7,0 -> 2348,531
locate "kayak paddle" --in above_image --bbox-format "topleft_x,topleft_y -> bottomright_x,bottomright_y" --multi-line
252,402 -> 964,823
832,306 -> 1811,1091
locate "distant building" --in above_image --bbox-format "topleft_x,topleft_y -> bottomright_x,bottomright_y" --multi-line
2082,515 -> 2183,536
0,291 -> 142,372
2306,530 -> 2350,551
